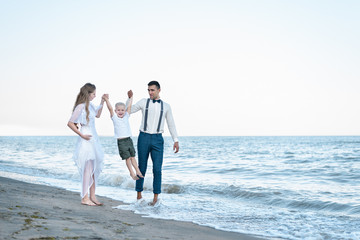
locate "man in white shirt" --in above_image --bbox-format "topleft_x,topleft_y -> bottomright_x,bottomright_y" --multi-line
130,81 -> 179,205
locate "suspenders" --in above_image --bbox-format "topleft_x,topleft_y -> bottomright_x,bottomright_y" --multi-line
143,98 -> 163,133
143,99 -> 150,132
157,100 -> 164,132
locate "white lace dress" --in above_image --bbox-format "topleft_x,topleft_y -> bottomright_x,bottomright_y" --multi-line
69,102 -> 104,198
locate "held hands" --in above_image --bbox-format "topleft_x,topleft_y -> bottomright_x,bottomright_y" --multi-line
100,94 -> 108,105
102,94 -> 109,101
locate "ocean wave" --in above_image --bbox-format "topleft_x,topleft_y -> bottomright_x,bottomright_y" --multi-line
100,174 -> 127,186
334,156 -> 360,161
99,173 -> 185,194
0,164 -> 75,181
348,205 -> 360,215
162,184 -> 185,194
184,183 -> 360,217
284,151 -> 295,155
286,199 -> 354,213
210,167 -> 250,174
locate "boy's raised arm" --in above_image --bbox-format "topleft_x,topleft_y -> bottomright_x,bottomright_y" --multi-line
103,94 -> 114,118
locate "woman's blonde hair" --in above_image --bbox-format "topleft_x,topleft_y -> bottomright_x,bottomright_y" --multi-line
73,83 -> 96,123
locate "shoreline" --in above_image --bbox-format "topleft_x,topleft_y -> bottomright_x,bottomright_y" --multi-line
0,176 -> 264,240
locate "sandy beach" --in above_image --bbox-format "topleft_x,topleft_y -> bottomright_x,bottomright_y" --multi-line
0,176 -> 264,240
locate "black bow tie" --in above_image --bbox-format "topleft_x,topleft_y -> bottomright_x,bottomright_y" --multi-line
153,99 -> 161,103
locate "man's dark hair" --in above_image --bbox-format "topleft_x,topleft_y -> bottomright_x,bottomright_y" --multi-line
148,80 -> 160,89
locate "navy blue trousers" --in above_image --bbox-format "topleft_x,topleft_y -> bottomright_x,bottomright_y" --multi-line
136,131 -> 164,194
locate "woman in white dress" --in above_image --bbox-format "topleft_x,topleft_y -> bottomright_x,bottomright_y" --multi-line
67,83 -> 105,206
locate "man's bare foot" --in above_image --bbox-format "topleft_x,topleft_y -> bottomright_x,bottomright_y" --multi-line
149,194 -> 159,206
148,199 -> 160,206
137,192 -> 142,200
130,173 -> 139,180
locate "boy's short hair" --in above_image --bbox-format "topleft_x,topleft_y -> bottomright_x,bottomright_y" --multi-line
148,80 -> 160,89
115,102 -> 125,109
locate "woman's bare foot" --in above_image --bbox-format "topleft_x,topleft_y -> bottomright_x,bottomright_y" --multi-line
130,173 -> 139,180
82,197 -> 96,206
90,197 -> 103,206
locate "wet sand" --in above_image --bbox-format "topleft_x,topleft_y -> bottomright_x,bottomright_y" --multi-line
0,176 -> 264,240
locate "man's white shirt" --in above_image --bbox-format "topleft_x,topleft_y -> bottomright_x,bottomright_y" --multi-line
130,98 -> 179,142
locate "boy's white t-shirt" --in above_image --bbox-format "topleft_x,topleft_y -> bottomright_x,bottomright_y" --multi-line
112,112 -> 132,138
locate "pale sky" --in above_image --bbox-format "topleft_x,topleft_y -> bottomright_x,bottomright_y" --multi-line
1,0 -> 359,136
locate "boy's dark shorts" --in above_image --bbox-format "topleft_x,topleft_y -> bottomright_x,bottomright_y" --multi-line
117,137 -> 136,160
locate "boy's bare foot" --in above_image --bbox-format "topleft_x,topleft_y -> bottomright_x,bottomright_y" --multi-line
130,173 -> 139,180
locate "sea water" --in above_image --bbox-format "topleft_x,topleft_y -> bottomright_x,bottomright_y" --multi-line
0,136 -> 360,240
